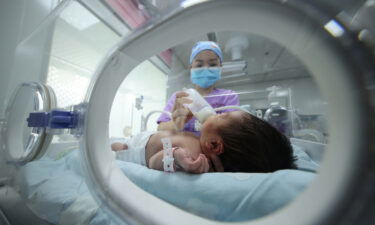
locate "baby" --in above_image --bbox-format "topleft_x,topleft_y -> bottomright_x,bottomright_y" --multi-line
112,110 -> 296,173
112,130 -> 210,173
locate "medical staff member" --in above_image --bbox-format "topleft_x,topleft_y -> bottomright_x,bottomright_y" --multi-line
157,41 -> 240,135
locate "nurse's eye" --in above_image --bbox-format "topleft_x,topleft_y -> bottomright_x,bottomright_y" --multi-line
209,63 -> 218,67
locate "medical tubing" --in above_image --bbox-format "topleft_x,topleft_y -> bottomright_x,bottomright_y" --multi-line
142,110 -> 172,131
147,110 -> 172,119
143,107 -> 247,132
214,105 -> 250,113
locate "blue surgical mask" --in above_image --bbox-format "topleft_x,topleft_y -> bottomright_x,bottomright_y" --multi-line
190,67 -> 221,88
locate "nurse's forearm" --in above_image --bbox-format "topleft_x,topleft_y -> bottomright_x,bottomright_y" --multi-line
157,121 -> 177,131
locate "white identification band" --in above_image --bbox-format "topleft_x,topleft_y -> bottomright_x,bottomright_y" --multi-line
161,138 -> 175,172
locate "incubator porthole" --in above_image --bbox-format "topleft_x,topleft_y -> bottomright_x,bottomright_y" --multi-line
79,0 -> 375,225
3,82 -> 56,163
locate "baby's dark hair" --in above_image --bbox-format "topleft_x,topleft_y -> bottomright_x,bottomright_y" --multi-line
217,111 -> 296,172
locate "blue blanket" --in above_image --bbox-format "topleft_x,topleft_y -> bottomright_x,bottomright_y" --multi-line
15,145 -> 317,224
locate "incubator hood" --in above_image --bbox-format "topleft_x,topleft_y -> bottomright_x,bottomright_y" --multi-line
1,0 -> 375,225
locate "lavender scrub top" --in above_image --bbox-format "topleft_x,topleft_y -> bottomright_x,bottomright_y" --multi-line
157,88 -> 240,136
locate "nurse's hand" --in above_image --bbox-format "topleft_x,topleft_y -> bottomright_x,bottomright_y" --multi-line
172,91 -> 193,131
174,147 -> 209,173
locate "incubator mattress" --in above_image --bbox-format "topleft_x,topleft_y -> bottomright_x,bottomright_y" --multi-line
15,145 -> 318,224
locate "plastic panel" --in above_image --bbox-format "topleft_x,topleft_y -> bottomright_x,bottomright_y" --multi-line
82,0 -> 375,225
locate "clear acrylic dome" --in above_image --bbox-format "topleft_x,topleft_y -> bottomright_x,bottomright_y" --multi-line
0,0 -> 374,225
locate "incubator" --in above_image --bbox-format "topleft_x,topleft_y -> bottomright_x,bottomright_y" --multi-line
0,0 -> 375,225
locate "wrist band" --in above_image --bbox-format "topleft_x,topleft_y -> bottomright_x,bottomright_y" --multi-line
161,138 -> 175,172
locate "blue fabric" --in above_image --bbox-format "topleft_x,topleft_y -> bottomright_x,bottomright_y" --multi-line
189,41 -> 223,64
15,152 -> 112,225
15,145 -> 317,224
119,163 -> 315,221
292,144 -> 320,173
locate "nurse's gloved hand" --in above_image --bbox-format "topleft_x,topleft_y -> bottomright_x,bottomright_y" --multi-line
172,92 -> 193,131
174,147 -> 209,174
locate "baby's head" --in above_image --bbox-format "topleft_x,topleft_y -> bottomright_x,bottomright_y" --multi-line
200,110 -> 296,172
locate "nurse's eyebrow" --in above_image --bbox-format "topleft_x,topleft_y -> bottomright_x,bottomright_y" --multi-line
194,58 -> 218,62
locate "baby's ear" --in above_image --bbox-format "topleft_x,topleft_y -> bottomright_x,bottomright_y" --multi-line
210,138 -> 224,155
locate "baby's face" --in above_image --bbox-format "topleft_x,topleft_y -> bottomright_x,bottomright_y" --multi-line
201,111 -> 243,133
200,110 -> 244,155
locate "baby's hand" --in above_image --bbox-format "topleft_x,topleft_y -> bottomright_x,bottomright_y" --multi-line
208,154 -> 224,172
174,148 -> 209,174
111,142 -> 128,151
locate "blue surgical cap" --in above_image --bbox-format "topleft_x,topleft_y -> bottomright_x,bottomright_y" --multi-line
189,41 -> 223,65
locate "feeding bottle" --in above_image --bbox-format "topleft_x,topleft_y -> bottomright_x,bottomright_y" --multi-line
184,88 -> 216,123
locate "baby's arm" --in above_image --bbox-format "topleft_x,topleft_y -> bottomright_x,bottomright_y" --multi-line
174,148 -> 210,173
148,148 -> 210,173
111,142 -> 128,151
148,151 -> 165,171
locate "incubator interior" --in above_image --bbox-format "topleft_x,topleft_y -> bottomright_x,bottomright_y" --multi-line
110,34 -> 328,144
1,0 -> 374,225
106,34 -> 326,221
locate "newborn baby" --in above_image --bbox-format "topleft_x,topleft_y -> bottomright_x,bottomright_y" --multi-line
112,130 -> 210,173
